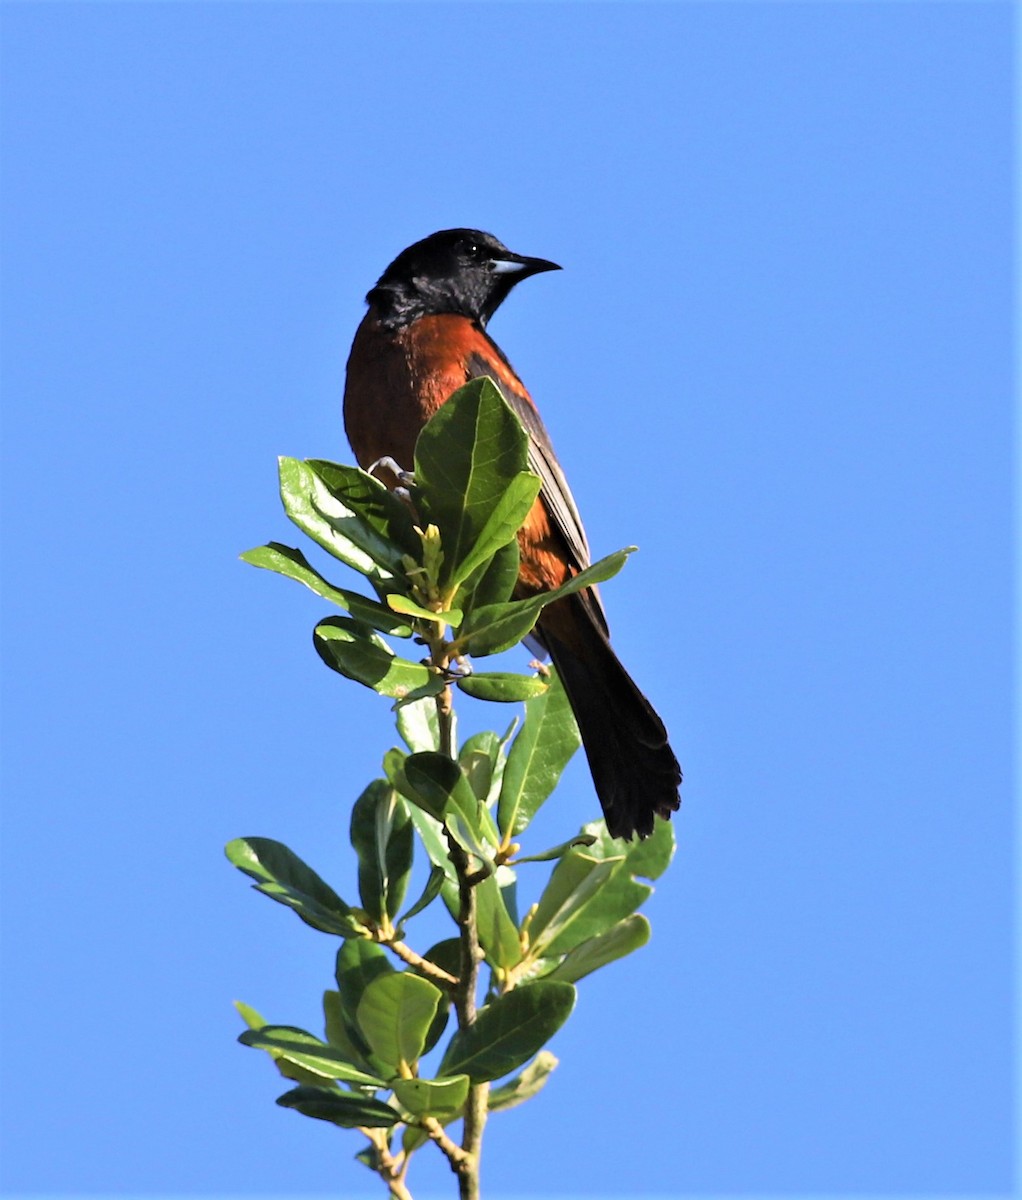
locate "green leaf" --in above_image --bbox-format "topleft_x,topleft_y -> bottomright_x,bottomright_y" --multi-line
446,471 -> 542,589
459,730 -> 504,807
306,459 -> 420,559
401,752 -> 499,859
314,616 -> 444,700
396,863 -> 446,930
415,937 -> 462,985
413,378 -> 532,589
322,990 -> 375,1073
457,672 -> 549,703
512,834 -> 597,865
278,457 -> 406,584
455,548 -> 634,657
240,543 -> 412,636
396,697 -> 443,754
386,593 -> 464,628
497,666 -> 580,838
526,850 -> 627,959
239,1025 -> 385,1086
402,1125 -> 430,1153
355,972 -> 444,1070
461,536 -> 520,612
349,781 -> 413,924
335,940 -> 395,1036
487,1051 -> 558,1111
475,872 -> 523,971
392,1074 -> 470,1120
276,1085 -> 397,1128
234,1001 -> 332,1087
527,819 -> 675,958
545,914 -> 651,983
438,980 -> 576,1083
225,837 -> 363,937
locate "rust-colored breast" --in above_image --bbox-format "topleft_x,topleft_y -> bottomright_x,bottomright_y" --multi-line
343,308 -> 575,598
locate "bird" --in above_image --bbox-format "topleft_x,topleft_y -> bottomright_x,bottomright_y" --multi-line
343,228 -> 680,839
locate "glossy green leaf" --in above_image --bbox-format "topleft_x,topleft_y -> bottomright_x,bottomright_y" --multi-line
497,666 -> 580,838
545,913 -> 651,983
457,672 -> 549,703
396,697 -> 443,754
487,1050 -> 558,1111
474,872 -> 522,970
240,543 -> 412,636
456,548 -> 634,657
234,1001 -> 331,1087
322,990 -> 375,1073
278,457 -> 406,583
225,837 -> 362,937
461,536 -> 520,612
335,940 -> 394,1036
355,972 -> 444,1069
396,863 -> 446,930
438,980 -> 576,1083
314,616 -> 443,700
446,471 -> 542,589
386,593 -> 464,628
276,1085 -> 397,1128
239,1025 -> 385,1086
527,819 -> 675,958
401,752 -> 499,858
459,730 -> 505,806
413,379 -> 532,589
306,459 -> 420,559
512,834 -> 596,865
349,781 -> 413,924
392,1074 -> 470,1119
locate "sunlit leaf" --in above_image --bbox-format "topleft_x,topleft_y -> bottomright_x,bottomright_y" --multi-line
234,1001 -> 332,1088
278,457 -> 405,583
225,837 -> 362,937
240,543 -> 412,636
475,872 -> 522,970
306,459 -> 420,558
413,379 -> 533,590
455,548 -> 634,658
314,616 -> 443,700
355,972 -> 444,1069
392,1074 -> 470,1120
487,1051 -> 558,1111
545,913 -> 651,983
457,673 -> 549,703
438,981 -> 575,1083
497,666 -> 580,838
239,1025 -> 385,1086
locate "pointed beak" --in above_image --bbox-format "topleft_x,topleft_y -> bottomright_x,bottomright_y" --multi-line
490,253 -> 562,278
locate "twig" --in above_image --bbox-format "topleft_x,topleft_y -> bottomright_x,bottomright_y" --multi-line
385,938 -> 459,987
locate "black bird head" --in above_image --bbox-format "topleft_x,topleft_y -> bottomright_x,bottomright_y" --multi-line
366,228 -> 561,330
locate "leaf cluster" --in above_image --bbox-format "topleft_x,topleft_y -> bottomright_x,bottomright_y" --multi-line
230,380 -> 674,1192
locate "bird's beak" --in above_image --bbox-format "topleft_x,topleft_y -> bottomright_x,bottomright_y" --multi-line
491,254 -> 562,277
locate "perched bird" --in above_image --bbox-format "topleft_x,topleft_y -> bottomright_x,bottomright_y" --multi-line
343,229 -> 681,839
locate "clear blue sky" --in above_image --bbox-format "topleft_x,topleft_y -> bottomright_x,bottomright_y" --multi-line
0,3 -> 1013,1197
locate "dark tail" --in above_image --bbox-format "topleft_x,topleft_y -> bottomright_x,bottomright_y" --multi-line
541,594 -> 681,840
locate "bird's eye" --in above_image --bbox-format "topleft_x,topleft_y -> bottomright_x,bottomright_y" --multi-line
462,240 -> 485,261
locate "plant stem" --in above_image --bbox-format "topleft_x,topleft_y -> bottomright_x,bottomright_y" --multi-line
386,938 -> 458,986
432,661 -> 489,1200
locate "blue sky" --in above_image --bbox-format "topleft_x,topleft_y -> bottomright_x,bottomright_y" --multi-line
0,3 -> 1013,1197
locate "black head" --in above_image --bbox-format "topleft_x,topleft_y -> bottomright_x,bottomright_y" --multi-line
366,228 -> 560,330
